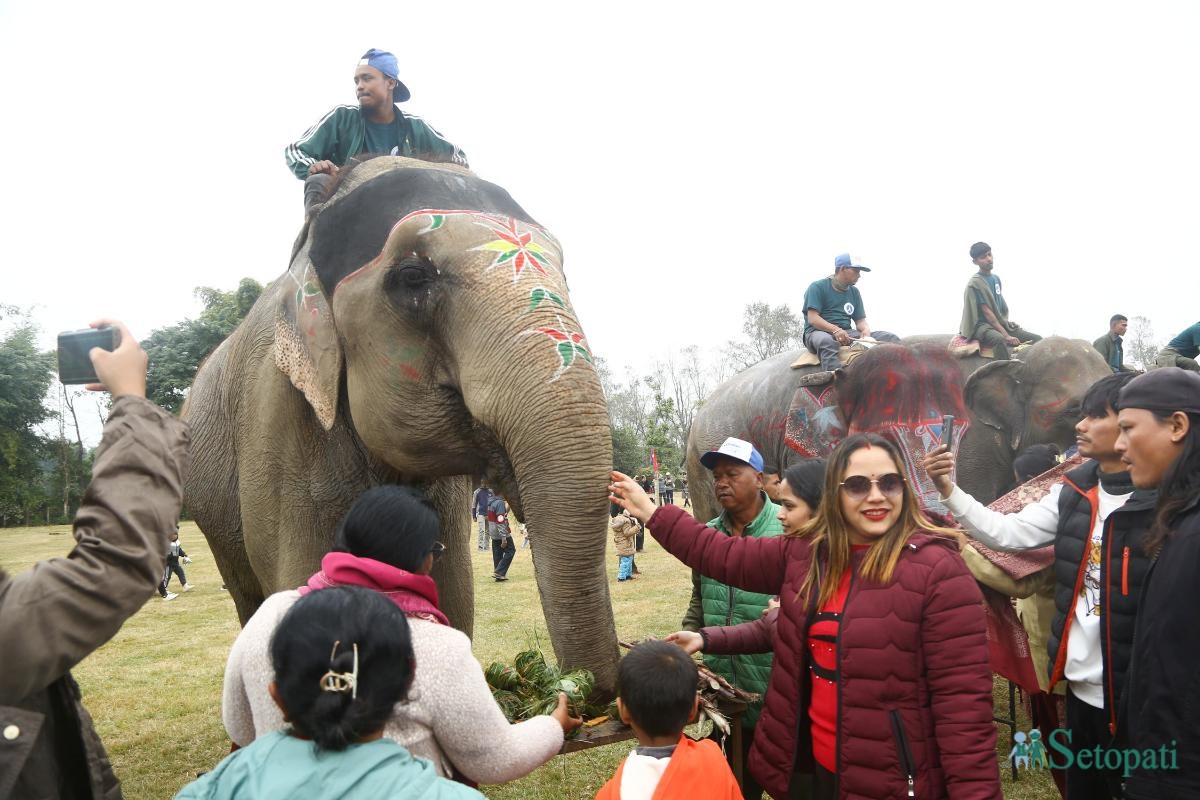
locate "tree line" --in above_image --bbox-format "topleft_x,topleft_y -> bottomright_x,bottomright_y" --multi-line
1,291 -> 1165,526
0,280 -> 262,527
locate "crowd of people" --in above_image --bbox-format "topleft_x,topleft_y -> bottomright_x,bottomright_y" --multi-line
6,49 -> 1200,795
608,361 -> 1200,799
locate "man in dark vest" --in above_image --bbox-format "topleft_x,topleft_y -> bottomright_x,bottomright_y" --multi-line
925,372 -> 1153,799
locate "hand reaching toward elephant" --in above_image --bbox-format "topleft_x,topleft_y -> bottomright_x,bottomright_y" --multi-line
923,445 -> 956,499
608,471 -> 656,524
665,630 -> 704,655
550,692 -> 583,734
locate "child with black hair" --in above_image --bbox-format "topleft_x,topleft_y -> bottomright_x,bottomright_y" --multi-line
596,641 -> 740,800
179,586 -> 481,799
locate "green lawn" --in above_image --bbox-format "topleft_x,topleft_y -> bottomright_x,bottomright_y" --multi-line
1,515 -> 1057,799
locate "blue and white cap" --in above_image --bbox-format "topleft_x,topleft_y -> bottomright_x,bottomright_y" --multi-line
833,253 -> 871,272
699,437 -> 765,472
358,48 -> 411,103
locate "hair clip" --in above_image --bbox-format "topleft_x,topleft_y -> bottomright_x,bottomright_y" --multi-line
319,639 -> 359,699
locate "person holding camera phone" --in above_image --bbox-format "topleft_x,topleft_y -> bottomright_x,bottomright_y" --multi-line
0,320 -> 190,799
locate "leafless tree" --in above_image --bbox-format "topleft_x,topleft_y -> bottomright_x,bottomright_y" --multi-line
1126,316 -> 1160,370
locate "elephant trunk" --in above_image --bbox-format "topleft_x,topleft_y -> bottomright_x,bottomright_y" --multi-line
466,363 -> 620,695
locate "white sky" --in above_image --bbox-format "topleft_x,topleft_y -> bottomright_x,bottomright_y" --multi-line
3,1 -> 1198,444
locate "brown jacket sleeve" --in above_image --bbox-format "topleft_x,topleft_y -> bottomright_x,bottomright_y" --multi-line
0,396 -> 190,703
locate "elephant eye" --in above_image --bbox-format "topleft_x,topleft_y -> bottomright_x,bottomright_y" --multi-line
385,257 -> 437,293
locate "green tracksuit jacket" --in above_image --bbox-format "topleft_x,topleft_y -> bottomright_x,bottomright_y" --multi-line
285,105 -> 468,179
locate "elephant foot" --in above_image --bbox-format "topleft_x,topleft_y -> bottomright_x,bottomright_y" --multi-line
798,369 -> 839,387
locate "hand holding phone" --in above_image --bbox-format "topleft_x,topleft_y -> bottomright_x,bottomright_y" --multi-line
58,327 -> 117,385
941,415 -> 956,451
58,320 -> 147,397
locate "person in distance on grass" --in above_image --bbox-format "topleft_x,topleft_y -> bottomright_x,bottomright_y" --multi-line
180,587 -> 482,799
595,640 -> 741,800
611,510 -> 640,582
487,493 -> 518,581
222,486 -> 578,786
158,525 -> 194,601
1112,368 -> 1200,799
0,320 -> 190,800
611,434 -> 1000,800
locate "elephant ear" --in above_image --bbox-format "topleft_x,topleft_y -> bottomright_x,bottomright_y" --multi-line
274,255 -> 342,431
964,359 -> 1027,452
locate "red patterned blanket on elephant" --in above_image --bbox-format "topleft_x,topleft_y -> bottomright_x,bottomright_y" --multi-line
972,455 -> 1084,693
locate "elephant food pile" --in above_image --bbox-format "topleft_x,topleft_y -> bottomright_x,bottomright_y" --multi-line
484,642 -> 761,736
484,649 -> 614,727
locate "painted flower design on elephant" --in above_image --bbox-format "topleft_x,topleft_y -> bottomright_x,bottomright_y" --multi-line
471,216 -> 558,282
520,314 -> 594,383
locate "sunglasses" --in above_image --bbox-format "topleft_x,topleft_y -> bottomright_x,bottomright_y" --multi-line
429,541 -> 446,561
839,473 -> 905,500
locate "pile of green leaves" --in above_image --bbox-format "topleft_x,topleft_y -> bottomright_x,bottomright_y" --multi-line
484,649 -> 614,723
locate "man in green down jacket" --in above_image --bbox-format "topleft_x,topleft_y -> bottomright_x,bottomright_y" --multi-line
682,436 -> 781,798
285,49 -> 468,207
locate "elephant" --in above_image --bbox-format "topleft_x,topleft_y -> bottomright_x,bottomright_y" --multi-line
182,157 -> 620,692
686,336 -> 1110,524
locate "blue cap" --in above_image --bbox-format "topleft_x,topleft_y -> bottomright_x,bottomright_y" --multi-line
699,437 -> 765,472
834,253 -> 871,272
358,49 -> 411,103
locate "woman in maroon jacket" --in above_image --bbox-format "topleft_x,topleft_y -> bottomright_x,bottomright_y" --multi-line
610,434 -> 1000,800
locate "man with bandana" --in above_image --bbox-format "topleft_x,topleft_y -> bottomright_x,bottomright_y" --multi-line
286,49 -> 468,209
959,242 -> 1041,361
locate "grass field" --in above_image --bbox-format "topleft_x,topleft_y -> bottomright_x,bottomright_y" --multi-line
2,514 -> 1058,799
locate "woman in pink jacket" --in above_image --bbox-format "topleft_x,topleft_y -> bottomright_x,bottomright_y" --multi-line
610,433 -> 1000,800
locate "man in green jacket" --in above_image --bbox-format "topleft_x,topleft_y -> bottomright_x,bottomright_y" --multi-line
959,241 -> 1041,360
682,436 -> 781,799
286,49 -> 468,207
1093,314 -> 1137,373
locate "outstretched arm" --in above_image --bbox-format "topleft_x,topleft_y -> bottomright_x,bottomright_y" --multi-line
0,323 -> 189,703
923,447 -> 1059,551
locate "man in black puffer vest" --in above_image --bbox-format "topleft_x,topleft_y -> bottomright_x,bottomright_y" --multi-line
926,371 -> 1153,799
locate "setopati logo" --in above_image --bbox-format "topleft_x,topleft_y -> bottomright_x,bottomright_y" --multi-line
1008,729 -> 1179,777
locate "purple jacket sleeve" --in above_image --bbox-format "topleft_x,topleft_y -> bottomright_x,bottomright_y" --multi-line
702,607 -> 778,656
647,505 -> 805,596
919,549 -> 1002,799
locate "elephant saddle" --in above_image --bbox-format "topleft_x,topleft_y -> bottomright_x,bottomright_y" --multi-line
789,340 -> 875,369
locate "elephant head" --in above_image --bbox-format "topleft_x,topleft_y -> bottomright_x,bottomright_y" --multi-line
960,336 -> 1111,500
275,157 -> 619,690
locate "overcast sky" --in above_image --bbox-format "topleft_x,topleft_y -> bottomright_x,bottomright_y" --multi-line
3,1 -> 1197,444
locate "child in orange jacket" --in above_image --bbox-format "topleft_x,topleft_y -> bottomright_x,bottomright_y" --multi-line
596,641 -> 740,800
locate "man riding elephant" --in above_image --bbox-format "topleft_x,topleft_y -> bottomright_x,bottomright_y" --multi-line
184,157 -> 620,693
799,253 -> 900,387
959,242 -> 1041,361
285,49 -> 468,211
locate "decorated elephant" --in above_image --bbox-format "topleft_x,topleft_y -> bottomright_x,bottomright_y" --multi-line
183,157 -> 619,691
686,336 -> 1110,523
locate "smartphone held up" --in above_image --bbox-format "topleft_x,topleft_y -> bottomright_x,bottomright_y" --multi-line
57,327 -> 118,385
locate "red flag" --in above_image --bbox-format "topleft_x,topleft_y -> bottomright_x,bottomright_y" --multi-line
651,448 -> 659,473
